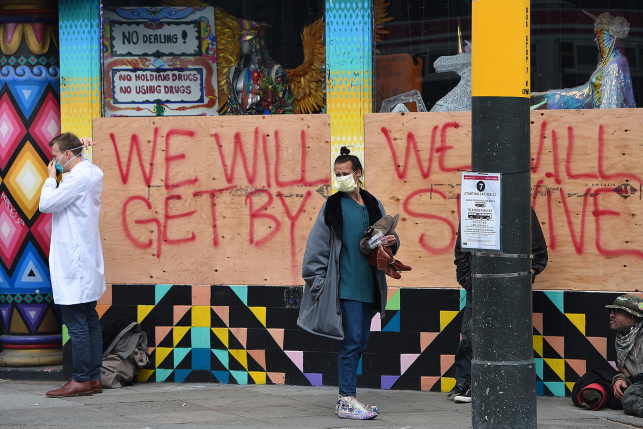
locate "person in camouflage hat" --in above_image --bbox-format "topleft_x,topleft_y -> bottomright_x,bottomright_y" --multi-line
605,293 -> 643,417
572,293 -> 643,413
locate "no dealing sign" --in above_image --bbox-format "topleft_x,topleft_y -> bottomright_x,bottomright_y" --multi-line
460,172 -> 501,251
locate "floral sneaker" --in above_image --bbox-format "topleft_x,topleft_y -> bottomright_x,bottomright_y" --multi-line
335,395 -> 378,419
335,394 -> 379,414
356,397 -> 379,413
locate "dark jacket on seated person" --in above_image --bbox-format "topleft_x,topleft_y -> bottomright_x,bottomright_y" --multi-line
454,206 -> 548,291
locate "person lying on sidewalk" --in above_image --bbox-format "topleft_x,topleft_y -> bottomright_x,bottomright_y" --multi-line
572,294 -> 643,416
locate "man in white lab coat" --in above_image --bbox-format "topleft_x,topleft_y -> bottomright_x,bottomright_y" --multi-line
39,133 -> 106,398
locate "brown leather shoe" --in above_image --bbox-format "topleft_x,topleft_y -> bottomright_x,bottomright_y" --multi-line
385,265 -> 401,279
46,380 -> 93,398
381,245 -> 412,272
91,379 -> 103,394
379,245 -> 394,262
391,259 -> 412,272
382,245 -> 394,259
377,254 -> 388,270
368,249 -> 377,267
376,246 -> 394,270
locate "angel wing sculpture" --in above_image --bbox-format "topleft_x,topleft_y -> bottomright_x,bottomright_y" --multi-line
284,19 -> 325,114
163,1 -> 325,114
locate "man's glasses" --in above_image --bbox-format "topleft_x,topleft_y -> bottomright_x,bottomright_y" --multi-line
610,309 -> 622,316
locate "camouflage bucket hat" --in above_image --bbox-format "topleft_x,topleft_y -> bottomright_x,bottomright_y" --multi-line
606,293 -> 643,317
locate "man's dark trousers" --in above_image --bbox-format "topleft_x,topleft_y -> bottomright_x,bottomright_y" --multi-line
60,301 -> 103,383
454,287 -> 473,386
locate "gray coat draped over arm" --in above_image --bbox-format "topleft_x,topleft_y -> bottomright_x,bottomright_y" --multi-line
297,189 -> 400,340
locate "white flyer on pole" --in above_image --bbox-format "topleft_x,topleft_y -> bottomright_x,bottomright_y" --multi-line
460,172 -> 501,251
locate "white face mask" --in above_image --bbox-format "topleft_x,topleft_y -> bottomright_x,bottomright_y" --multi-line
333,172 -> 357,193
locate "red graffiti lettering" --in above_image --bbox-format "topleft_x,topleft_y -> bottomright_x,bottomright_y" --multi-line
278,191 -> 313,282
262,134 -> 271,188
299,131 -> 327,186
559,188 -> 591,255
546,189 -> 556,251
193,186 -> 235,247
122,196 -> 162,258
163,195 -> 197,245
215,128 -> 268,186
437,122 -> 471,172
532,179 -> 544,208
593,188 -> 643,259
532,123 -> 641,183
275,130 -> 326,187
533,181 -> 558,251
548,130 -> 562,184
531,122 -> 561,184
565,127 -> 598,180
165,129 -> 198,190
381,126 -> 438,180
110,128 -> 158,185
246,189 -> 282,247
403,188 -> 456,254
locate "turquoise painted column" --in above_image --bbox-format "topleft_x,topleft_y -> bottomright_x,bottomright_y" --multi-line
58,0 -> 101,377
326,0 -> 372,184
59,0 -> 102,137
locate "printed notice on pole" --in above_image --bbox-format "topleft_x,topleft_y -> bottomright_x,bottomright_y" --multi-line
460,172 -> 501,251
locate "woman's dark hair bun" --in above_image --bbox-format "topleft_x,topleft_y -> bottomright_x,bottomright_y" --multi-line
334,146 -> 363,184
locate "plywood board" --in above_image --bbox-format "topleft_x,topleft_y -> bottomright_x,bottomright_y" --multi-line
365,109 -> 643,291
93,115 -> 330,285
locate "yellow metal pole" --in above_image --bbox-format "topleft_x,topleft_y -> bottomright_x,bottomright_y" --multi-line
470,1 -> 535,428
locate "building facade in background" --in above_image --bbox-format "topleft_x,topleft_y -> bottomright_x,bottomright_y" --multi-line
0,0 -> 641,398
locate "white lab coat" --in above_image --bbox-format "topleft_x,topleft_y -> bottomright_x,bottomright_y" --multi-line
39,160 -> 106,305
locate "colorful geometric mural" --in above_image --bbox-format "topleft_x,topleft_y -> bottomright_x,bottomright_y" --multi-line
0,22 -> 61,355
531,291 -> 620,397
0,92 -> 27,170
78,285 -> 620,397
0,192 -> 28,267
29,92 -> 61,156
5,142 -> 49,219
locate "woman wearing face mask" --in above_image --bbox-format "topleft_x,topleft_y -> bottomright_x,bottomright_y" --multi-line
297,146 -> 399,420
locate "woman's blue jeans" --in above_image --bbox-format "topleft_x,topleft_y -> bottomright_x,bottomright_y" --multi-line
338,299 -> 373,397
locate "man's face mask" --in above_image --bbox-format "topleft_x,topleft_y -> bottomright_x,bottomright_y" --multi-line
333,171 -> 357,193
54,145 -> 84,173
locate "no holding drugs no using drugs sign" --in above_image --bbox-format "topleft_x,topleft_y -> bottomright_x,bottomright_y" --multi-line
460,172 -> 501,251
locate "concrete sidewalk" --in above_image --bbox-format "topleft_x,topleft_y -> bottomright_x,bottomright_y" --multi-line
0,380 -> 641,429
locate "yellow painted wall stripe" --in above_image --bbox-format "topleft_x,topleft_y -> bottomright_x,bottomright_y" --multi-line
472,0 -> 530,97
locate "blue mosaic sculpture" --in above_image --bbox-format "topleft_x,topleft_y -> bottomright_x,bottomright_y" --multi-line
531,11 -> 636,110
